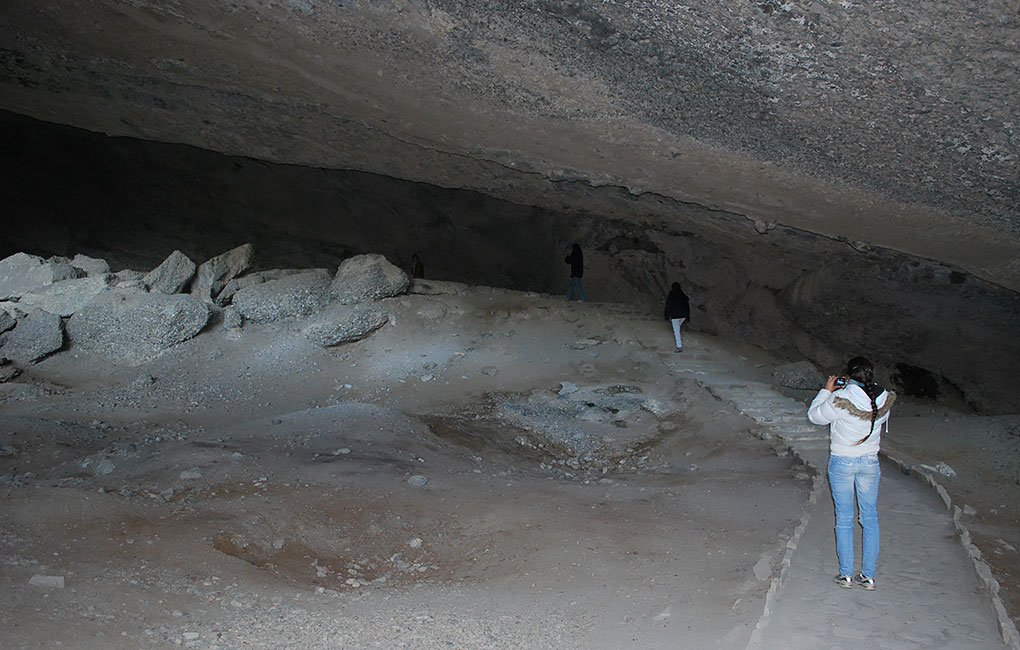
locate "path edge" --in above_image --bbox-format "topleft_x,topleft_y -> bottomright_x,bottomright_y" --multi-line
882,452 -> 1020,650
743,446 -> 824,650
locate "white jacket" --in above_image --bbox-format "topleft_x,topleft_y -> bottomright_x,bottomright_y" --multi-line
808,384 -> 895,457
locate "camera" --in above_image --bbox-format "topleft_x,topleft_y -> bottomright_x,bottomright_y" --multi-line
834,377 -> 848,388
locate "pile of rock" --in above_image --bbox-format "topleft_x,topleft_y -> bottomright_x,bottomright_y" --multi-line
0,245 -> 407,373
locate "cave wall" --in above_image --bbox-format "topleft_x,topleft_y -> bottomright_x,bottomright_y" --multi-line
3,111 -> 1019,413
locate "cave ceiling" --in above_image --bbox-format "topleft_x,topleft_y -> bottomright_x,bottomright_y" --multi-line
2,0 -> 1018,291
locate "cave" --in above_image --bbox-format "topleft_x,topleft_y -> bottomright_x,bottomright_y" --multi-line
1,1 -> 1018,648
2,2 -> 1017,413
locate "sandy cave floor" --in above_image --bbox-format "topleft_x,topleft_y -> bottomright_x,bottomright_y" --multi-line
0,287 -> 1017,649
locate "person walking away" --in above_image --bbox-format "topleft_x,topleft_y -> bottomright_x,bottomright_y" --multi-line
808,356 -> 895,591
564,244 -> 585,301
663,282 -> 690,352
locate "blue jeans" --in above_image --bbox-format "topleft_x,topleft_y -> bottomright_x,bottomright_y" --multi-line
565,277 -> 585,301
828,454 -> 881,578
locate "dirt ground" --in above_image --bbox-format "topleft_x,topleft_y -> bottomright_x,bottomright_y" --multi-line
1,285 -> 1016,649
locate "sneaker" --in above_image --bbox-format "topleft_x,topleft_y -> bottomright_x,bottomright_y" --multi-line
854,574 -> 876,590
675,347 -> 683,353
833,574 -> 853,589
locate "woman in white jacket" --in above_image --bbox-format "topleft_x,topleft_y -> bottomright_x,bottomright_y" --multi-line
808,357 -> 895,590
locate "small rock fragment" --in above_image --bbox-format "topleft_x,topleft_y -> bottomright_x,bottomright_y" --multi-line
29,575 -> 65,588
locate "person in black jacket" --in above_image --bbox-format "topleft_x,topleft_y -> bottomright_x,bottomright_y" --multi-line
564,244 -> 586,302
664,282 -> 690,352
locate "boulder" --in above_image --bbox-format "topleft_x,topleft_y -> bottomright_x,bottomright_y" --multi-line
301,304 -> 389,347
70,254 -> 111,276
232,269 -> 331,323
0,252 -> 81,300
144,250 -> 196,294
330,254 -> 409,305
66,288 -> 210,364
772,360 -> 825,390
190,243 -> 254,303
0,310 -> 64,363
113,269 -> 147,291
17,274 -> 116,317
216,269 -> 308,307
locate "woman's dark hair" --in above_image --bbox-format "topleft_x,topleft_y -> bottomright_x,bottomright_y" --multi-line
671,282 -> 682,291
847,356 -> 884,440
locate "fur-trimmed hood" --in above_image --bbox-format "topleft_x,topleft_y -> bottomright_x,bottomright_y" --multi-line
807,383 -> 896,457
832,389 -> 896,422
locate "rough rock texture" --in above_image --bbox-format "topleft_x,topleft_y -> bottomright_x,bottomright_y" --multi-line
232,270 -> 332,324
0,310 -> 64,364
0,253 -> 80,301
772,361 -> 825,391
0,1 -> 1016,290
190,244 -> 255,304
301,304 -> 390,347
216,269 -> 310,308
17,274 -> 115,317
331,255 -> 410,305
221,306 -> 242,331
0,310 -> 15,335
144,250 -> 196,295
70,253 -> 110,276
66,289 -> 210,364
0,358 -> 20,382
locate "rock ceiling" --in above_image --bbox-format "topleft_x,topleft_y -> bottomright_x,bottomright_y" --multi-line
1,0 -> 1018,290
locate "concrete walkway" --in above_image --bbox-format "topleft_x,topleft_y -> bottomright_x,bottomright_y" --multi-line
657,332 -> 1017,650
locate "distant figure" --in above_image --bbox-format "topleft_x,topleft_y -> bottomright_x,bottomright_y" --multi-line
564,244 -> 585,302
808,356 -> 896,592
663,282 -> 690,352
410,253 -> 424,279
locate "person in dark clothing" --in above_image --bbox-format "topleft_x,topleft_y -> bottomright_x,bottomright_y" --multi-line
410,253 -> 424,279
664,282 -> 690,352
564,244 -> 585,302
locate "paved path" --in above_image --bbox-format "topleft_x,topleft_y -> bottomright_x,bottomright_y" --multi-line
655,332 -> 1015,650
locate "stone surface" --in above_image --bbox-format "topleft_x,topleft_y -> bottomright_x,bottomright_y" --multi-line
70,253 -> 111,276
144,250 -> 196,295
221,306 -> 242,331
0,310 -> 14,335
190,244 -> 254,303
409,280 -> 470,296
232,269 -> 331,323
0,309 -> 64,363
772,361 -> 824,391
0,360 -> 19,382
17,274 -> 115,317
216,269 -> 309,307
331,254 -> 409,305
0,253 -> 80,300
28,575 -> 65,589
301,304 -> 389,347
66,288 -> 210,364
0,0 -> 1017,293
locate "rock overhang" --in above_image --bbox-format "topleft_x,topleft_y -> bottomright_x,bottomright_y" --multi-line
1,0 -> 1017,290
